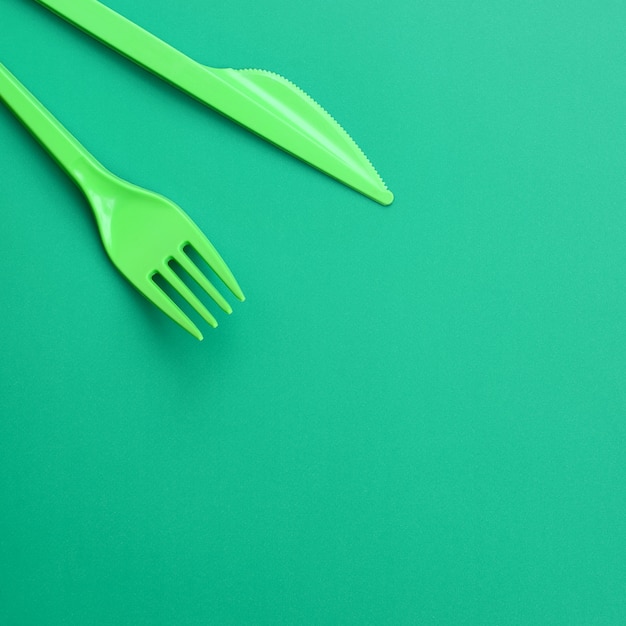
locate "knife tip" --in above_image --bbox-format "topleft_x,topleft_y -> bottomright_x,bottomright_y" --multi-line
377,188 -> 394,206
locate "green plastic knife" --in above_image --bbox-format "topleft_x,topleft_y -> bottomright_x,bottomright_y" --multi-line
33,0 -> 394,205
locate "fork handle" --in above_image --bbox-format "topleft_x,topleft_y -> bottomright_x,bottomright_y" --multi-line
0,62 -> 104,189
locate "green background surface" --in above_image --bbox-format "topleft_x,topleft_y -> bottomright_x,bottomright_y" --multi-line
1,0 -> 626,624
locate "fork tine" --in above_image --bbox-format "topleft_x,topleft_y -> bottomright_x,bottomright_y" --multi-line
145,277 -> 204,340
160,263 -> 219,329
174,253 -> 232,314
187,235 -> 245,302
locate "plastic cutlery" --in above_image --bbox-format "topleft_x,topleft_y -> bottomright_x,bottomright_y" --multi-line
34,0 -> 394,206
0,61 -> 244,340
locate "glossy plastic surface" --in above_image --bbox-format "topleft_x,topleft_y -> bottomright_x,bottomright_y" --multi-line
0,61 -> 244,340
34,0 -> 394,206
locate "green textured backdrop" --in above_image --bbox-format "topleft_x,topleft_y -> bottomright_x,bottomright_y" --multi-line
1,1 -> 626,624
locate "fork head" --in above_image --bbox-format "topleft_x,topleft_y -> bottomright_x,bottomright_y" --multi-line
88,175 -> 244,340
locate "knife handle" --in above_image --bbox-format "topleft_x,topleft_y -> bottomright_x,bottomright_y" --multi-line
34,0 -> 219,101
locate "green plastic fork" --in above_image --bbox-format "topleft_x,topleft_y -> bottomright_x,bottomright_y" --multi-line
0,62 -> 244,340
